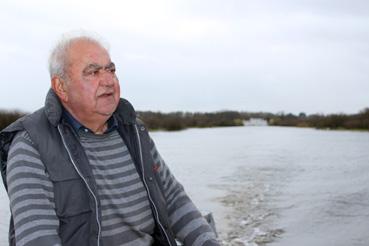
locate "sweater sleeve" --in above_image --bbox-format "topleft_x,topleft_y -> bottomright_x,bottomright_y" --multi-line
6,131 -> 62,246
148,136 -> 219,246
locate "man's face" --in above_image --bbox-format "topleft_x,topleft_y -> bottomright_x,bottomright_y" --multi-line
63,40 -> 120,120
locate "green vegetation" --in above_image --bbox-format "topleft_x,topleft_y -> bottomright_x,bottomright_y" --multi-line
139,108 -> 369,131
137,111 -> 244,131
0,110 -> 25,131
0,108 -> 368,132
268,108 -> 369,131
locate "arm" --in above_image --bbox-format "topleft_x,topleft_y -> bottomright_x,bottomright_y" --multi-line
6,131 -> 62,246
149,137 -> 219,246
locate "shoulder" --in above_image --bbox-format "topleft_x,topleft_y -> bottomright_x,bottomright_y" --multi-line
0,108 -> 45,152
7,130 -> 39,164
10,130 -> 35,149
1,108 -> 45,134
114,98 -> 137,125
6,130 -> 44,182
136,117 -> 146,126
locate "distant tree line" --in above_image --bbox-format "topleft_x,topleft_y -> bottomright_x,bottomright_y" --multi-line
0,108 -> 368,132
137,111 -> 244,131
138,108 -> 369,131
0,110 -> 25,131
268,108 -> 369,130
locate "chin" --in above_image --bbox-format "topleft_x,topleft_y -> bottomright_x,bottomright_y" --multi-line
98,112 -> 113,116
100,108 -> 115,115
97,106 -> 117,116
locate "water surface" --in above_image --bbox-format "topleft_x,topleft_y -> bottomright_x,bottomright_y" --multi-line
0,126 -> 368,245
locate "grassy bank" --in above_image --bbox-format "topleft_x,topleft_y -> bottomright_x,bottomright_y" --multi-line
137,111 -> 244,131
267,108 -> 369,131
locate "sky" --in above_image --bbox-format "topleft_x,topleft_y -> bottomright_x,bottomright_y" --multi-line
0,0 -> 368,115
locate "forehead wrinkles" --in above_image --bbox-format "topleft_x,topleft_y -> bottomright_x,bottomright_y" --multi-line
66,41 -> 111,75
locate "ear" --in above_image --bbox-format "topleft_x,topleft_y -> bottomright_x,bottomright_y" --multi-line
51,76 -> 68,103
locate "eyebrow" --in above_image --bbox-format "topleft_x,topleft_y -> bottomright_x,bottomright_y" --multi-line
82,62 -> 115,74
105,62 -> 115,70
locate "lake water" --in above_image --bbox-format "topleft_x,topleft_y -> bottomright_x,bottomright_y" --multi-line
0,126 -> 368,245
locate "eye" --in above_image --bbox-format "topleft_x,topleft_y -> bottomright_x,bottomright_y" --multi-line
105,66 -> 116,74
83,64 -> 103,77
83,69 -> 99,77
108,67 -> 116,73
87,70 -> 99,76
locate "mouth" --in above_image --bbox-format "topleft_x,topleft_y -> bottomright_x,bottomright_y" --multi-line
99,91 -> 114,98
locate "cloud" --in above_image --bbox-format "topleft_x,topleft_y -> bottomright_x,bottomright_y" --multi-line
0,0 -> 368,114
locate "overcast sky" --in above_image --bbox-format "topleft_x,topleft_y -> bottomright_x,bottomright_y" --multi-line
0,0 -> 368,115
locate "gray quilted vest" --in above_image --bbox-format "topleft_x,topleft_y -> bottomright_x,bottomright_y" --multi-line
0,89 -> 177,246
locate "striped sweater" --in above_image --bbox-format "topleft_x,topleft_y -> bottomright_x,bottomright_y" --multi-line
6,129 -> 217,246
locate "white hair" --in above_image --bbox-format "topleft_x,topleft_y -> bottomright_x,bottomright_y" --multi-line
48,31 -> 110,79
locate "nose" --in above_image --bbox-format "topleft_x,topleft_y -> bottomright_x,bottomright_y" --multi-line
99,70 -> 117,87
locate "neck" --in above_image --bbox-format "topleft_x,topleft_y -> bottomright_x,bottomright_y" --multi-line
63,106 -> 110,135
80,117 -> 109,135
89,121 -> 108,135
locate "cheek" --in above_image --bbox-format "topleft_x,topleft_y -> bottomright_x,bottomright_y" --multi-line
78,85 -> 98,104
115,82 -> 121,99
83,81 -> 100,95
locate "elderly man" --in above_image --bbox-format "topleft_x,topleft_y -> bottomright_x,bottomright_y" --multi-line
0,34 -> 219,246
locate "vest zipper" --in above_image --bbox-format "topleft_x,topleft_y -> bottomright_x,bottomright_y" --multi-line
134,125 -> 173,246
57,125 -> 101,246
